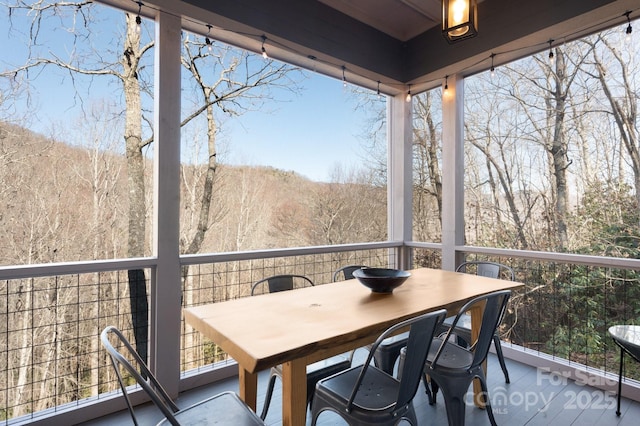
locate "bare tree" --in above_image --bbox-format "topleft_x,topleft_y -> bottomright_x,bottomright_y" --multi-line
413,91 -> 443,241
179,33 -> 302,256
495,44 -> 591,250
306,166 -> 386,246
4,1 -> 154,359
4,2 -> 303,366
178,33 -> 302,363
67,102 -> 125,392
584,35 -> 640,214
542,47 -> 572,249
464,71 -> 541,249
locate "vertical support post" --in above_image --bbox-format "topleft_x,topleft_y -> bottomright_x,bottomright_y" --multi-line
151,10 -> 182,396
441,75 -> 465,271
388,93 -> 413,270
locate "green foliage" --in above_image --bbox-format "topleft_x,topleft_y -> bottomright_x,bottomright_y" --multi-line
572,181 -> 640,258
204,342 -> 227,364
528,180 -> 640,365
538,264 -> 640,372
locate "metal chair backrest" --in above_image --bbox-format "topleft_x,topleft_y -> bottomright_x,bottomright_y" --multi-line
456,261 -> 514,331
346,309 -> 447,415
432,290 -> 511,370
100,326 -> 180,426
456,261 -> 515,281
332,265 -> 367,282
251,274 -> 314,295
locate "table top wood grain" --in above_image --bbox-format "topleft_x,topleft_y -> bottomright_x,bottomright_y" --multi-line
183,267 -> 523,373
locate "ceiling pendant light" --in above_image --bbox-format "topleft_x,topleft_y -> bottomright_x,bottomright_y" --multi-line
442,0 -> 478,44
490,53 -> 496,78
205,24 -> 213,52
135,1 -> 143,34
624,11 -> 633,43
261,35 -> 268,59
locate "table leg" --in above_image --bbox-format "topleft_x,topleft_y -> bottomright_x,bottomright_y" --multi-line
617,347 -> 624,416
281,359 -> 307,426
239,367 -> 258,412
470,302 -> 486,408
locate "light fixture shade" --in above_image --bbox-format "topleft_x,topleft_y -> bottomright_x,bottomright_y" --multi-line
442,0 -> 478,43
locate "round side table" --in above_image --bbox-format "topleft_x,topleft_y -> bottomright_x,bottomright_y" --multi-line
608,325 -> 640,416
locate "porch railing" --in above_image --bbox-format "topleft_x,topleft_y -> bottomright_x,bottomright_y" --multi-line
1,242 -> 639,424
448,245 -> 640,381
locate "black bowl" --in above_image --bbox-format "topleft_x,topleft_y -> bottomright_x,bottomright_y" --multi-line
352,268 -> 411,293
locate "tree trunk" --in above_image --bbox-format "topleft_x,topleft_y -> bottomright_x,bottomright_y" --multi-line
547,48 -> 570,250
122,13 -> 148,363
11,281 -> 33,417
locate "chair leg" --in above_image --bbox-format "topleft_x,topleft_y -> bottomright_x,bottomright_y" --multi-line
431,377 -> 439,403
438,384 -> 467,426
493,334 -> 510,383
477,374 -> 498,426
422,372 -> 438,405
260,373 -> 278,420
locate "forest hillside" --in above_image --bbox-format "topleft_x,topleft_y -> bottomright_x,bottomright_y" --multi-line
0,121 -> 387,266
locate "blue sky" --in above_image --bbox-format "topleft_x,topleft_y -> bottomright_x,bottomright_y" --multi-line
0,3 -> 381,183
223,76 -> 376,181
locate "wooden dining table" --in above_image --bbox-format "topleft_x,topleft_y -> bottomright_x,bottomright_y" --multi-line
183,267 -> 523,425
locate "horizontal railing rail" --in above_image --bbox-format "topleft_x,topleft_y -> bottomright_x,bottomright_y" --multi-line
0,257 -> 158,280
180,241 -> 403,266
2,241 -> 640,425
0,242 -> 405,425
457,245 -> 640,270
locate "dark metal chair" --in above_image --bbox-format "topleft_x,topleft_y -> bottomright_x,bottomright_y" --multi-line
251,274 -> 352,420
250,273 -> 314,295
366,261 -> 514,379
334,264 -> 410,376
332,264 -> 367,282
423,290 -> 512,426
310,309 -> 448,426
439,261 -> 515,383
334,264 -> 407,377
100,326 -> 264,426
367,331 -> 410,376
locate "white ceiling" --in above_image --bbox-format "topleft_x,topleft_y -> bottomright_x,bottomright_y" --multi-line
318,0 -> 442,41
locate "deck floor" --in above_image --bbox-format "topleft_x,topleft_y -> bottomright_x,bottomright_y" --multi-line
85,352 -> 640,425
